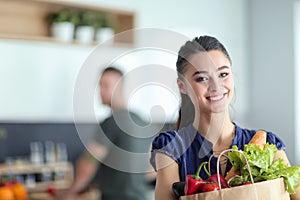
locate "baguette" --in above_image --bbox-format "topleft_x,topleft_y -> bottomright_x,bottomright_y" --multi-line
248,130 -> 267,150
225,130 -> 267,181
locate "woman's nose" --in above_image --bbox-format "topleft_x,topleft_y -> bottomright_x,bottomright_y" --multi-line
208,76 -> 223,92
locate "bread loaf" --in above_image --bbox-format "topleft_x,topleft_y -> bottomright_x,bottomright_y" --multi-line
248,130 -> 267,150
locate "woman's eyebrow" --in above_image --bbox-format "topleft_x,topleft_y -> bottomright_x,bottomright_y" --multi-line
218,66 -> 230,71
192,70 -> 208,76
192,66 -> 230,77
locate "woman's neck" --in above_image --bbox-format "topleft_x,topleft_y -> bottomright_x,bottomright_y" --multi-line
193,110 -> 235,147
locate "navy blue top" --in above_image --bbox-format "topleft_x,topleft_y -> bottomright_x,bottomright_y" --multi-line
150,123 -> 286,181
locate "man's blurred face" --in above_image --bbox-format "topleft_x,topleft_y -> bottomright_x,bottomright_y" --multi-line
99,71 -> 122,106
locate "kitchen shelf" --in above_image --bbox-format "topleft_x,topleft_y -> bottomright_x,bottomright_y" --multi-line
0,0 -> 135,44
0,33 -> 135,49
0,162 -> 74,192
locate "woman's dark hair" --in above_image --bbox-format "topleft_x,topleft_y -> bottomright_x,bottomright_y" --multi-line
102,66 -> 123,77
175,35 -> 231,129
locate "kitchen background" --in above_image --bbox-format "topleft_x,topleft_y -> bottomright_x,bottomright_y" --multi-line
0,0 -> 299,181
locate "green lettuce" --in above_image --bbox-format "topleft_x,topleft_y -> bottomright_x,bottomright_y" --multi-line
228,143 -> 300,194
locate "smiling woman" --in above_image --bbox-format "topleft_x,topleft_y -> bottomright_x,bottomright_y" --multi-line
180,50 -> 234,115
149,35 -> 300,200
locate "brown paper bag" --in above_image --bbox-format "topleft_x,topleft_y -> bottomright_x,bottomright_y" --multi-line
180,149 -> 290,200
180,178 -> 290,200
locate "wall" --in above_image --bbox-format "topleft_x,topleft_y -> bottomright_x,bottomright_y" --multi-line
249,0 -> 297,164
0,40 -> 93,121
294,1 -> 300,165
0,0 -> 250,124
74,0 -> 250,122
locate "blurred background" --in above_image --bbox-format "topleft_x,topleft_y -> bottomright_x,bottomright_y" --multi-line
0,0 -> 299,198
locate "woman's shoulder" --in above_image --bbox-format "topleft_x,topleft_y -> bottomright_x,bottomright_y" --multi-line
151,124 -> 196,148
151,129 -> 180,149
150,129 -> 181,171
150,124 -> 197,171
236,125 -> 259,141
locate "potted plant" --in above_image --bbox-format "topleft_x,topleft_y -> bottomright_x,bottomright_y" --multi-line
95,13 -> 117,44
75,10 -> 97,44
47,8 -> 79,42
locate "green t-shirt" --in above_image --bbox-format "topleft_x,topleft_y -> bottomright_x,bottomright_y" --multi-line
94,109 -> 153,200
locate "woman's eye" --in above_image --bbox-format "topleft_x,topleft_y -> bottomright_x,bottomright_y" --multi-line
219,72 -> 229,78
195,77 -> 208,82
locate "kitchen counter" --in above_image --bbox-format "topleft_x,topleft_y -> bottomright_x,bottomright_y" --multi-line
30,189 -> 101,200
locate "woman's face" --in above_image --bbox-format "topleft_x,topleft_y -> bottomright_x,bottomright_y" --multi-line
178,50 -> 234,114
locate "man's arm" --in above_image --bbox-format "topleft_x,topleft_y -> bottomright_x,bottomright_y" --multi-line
58,142 -> 107,198
68,151 -> 99,194
70,142 -> 107,193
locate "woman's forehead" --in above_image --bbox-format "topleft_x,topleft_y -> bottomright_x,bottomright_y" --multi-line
187,50 -> 231,72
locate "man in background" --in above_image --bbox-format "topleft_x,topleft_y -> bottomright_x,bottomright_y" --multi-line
61,66 -> 154,200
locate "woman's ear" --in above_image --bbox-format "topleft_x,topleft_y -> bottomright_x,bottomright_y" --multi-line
177,79 -> 187,94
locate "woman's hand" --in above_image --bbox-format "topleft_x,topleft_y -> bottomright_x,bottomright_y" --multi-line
275,150 -> 300,200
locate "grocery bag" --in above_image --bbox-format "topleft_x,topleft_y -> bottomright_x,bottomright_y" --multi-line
180,178 -> 290,200
180,149 -> 290,200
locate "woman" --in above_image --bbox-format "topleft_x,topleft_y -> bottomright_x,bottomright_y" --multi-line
150,36 -> 300,199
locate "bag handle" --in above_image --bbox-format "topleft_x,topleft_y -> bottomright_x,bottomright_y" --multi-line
207,153 -> 231,176
217,149 -> 258,200
216,149 -> 255,188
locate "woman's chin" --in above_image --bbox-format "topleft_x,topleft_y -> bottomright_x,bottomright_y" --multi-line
209,101 -> 227,113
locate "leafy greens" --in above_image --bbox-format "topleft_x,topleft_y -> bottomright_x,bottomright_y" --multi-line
228,143 -> 300,194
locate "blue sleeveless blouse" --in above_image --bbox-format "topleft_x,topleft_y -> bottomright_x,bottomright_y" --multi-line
150,123 -> 285,181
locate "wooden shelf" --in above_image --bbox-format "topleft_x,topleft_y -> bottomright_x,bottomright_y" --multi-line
0,162 -> 74,192
0,0 -> 135,44
0,33 -> 135,49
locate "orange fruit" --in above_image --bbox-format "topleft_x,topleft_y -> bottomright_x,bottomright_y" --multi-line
11,182 -> 28,200
0,186 -> 14,200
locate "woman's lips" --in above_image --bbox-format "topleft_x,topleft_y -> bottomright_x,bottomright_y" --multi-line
206,93 -> 227,102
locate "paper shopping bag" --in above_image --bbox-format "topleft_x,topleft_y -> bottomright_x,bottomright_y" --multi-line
180,177 -> 290,200
180,148 -> 291,200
